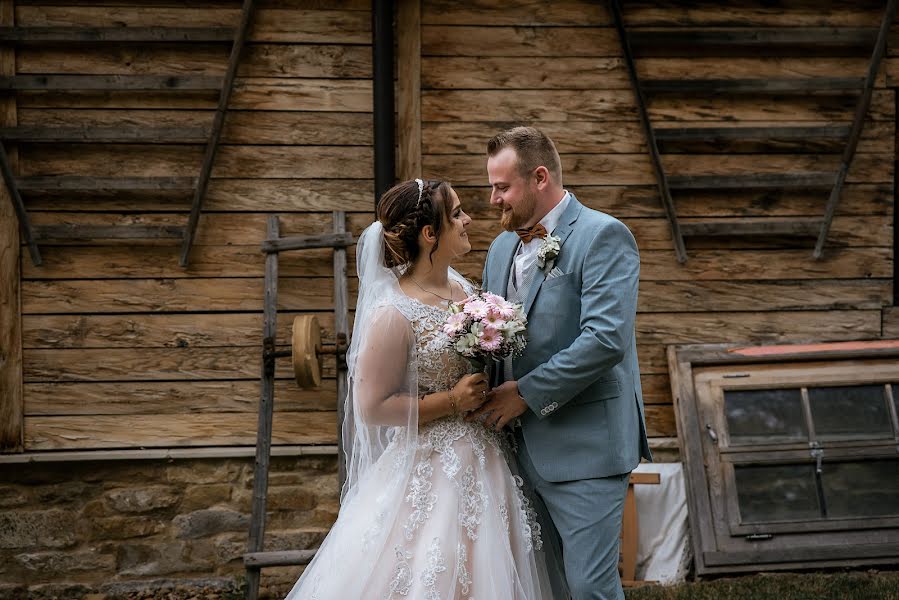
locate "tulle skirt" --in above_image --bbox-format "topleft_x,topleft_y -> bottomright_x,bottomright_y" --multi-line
284,416 -> 560,599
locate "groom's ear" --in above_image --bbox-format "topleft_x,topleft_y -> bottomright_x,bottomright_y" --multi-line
533,166 -> 550,190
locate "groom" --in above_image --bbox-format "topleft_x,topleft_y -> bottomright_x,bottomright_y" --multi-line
472,126 -> 652,600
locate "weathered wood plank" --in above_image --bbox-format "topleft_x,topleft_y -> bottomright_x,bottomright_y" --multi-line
421,25 -> 618,57
20,277 -> 889,316
450,247 -> 892,282
16,78 -> 373,111
649,90 -> 894,122
24,412 -> 337,450
21,245 -> 356,279
629,28 -> 878,56
635,310 -> 883,345
22,312 -> 351,351
0,75 -> 224,90
23,347 -> 323,382
396,0 -> 420,180
0,125 -> 209,143
22,278 -> 359,314
425,153 -> 892,186
637,279 -> 892,313
0,26 -> 236,42
20,144 -> 373,179
643,77 -> 864,95
16,6 -> 370,43
21,44 -> 370,81
0,0 -> 21,452
25,212 -> 369,247
25,244 -> 891,281
623,2 -> 884,27
884,307 -> 899,338
18,176 -> 196,191
637,58 -> 877,84
24,380 -> 338,415
17,109 -> 373,145
457,183 -> 893,219
424,120 -> 891,155
679,218 -> 822,238
422,0 -> 610,26
422,57 -> 629,90
422,89 -> 894,122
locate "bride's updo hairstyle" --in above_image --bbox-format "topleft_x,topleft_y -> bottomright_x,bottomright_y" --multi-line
377,179 -> 454,268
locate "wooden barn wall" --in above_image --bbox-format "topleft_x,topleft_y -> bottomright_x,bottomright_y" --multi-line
416,0 -> 896,442
3,0 -> 897,455
12,0 -> 373,452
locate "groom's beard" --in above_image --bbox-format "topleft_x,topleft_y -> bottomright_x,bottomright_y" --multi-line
500,188 -> 537,231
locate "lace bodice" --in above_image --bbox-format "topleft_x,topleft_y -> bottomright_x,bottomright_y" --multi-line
395,295 -> 475,394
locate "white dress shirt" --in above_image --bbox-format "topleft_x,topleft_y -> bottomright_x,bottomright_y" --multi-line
511,191 -> 571,290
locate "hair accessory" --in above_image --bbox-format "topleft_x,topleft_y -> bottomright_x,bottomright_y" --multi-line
414,178 -> 425,207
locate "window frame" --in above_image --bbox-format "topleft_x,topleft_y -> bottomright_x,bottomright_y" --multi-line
670,341 -> 899,575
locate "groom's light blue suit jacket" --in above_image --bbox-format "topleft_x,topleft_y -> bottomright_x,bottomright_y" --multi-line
482,195 -> 652,483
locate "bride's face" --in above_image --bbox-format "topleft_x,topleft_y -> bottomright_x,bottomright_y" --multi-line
437,187 -> 472,258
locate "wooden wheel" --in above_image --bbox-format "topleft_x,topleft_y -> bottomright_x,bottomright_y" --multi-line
292,314 -> 323,389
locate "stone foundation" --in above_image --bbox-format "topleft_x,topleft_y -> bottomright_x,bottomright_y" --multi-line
0,455 -> 340,599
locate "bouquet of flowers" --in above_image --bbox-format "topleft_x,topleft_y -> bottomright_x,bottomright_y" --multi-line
442,291 -> 528,371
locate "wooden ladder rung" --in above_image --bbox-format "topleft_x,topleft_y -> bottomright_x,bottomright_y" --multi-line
244,550 -> 317,569
33,224 -> 185,240
0,75 -> 224,91
261,232 -> 355,253
17,176 -> 196,192
680,218 -> 823,237
667,173 -> 836,190
0,126 -> 209,144
0,26 -> 236,43
642,77 -> 864,95
630,28 -> 877,56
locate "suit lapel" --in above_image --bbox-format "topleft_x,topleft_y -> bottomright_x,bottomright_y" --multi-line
521,197 -> 583,315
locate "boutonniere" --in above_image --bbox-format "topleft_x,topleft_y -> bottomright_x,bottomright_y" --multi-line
536,234 -> 561,270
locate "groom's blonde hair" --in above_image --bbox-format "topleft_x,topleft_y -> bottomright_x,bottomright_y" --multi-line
487,126 -> 562,186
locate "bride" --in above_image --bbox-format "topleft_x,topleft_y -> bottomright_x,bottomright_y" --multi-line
285,179 -> 565,599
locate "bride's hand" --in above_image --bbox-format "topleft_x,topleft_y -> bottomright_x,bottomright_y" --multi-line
451,373 -> 489,413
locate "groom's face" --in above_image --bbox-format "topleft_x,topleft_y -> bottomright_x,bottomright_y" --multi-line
487,147 -> 537,231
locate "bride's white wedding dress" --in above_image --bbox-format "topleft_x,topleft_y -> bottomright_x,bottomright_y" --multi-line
285,290 -> 558,599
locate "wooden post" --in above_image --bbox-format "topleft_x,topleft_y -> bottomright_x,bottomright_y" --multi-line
0,0 -> 22,452
245,215 -> 279,600
333,212 -> 349,495
396,0 -> 421,181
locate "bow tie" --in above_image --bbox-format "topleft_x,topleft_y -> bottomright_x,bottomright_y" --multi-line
515,223 -> 547,243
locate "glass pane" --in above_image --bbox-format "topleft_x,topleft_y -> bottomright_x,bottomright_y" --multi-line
734,464 -> 820,523
808,385 -> 891,438
822,459 -> 899,519
724,389 -> 807,443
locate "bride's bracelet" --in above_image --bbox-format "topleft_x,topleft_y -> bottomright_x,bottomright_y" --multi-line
448,390 -> 458,416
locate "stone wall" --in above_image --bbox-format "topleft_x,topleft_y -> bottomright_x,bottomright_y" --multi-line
0,455 -> 339,599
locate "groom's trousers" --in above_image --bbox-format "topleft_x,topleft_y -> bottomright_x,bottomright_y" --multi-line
516,432 -> 630,600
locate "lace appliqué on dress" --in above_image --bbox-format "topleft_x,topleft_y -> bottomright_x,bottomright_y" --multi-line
512,475 -> 543,552
456,543 -> 472,598
422,537 -> 448,600
386,546 -> 413,598
404,457 -> 437,541
459,464 -> 487,541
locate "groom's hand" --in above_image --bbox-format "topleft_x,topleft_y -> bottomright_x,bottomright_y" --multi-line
465,381 -> 527,430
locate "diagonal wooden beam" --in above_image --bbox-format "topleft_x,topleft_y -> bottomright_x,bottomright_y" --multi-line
611,0 -> 687,263
814,0 -> 898,259
180,0 -> 255,267
0,142 -> 39,265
